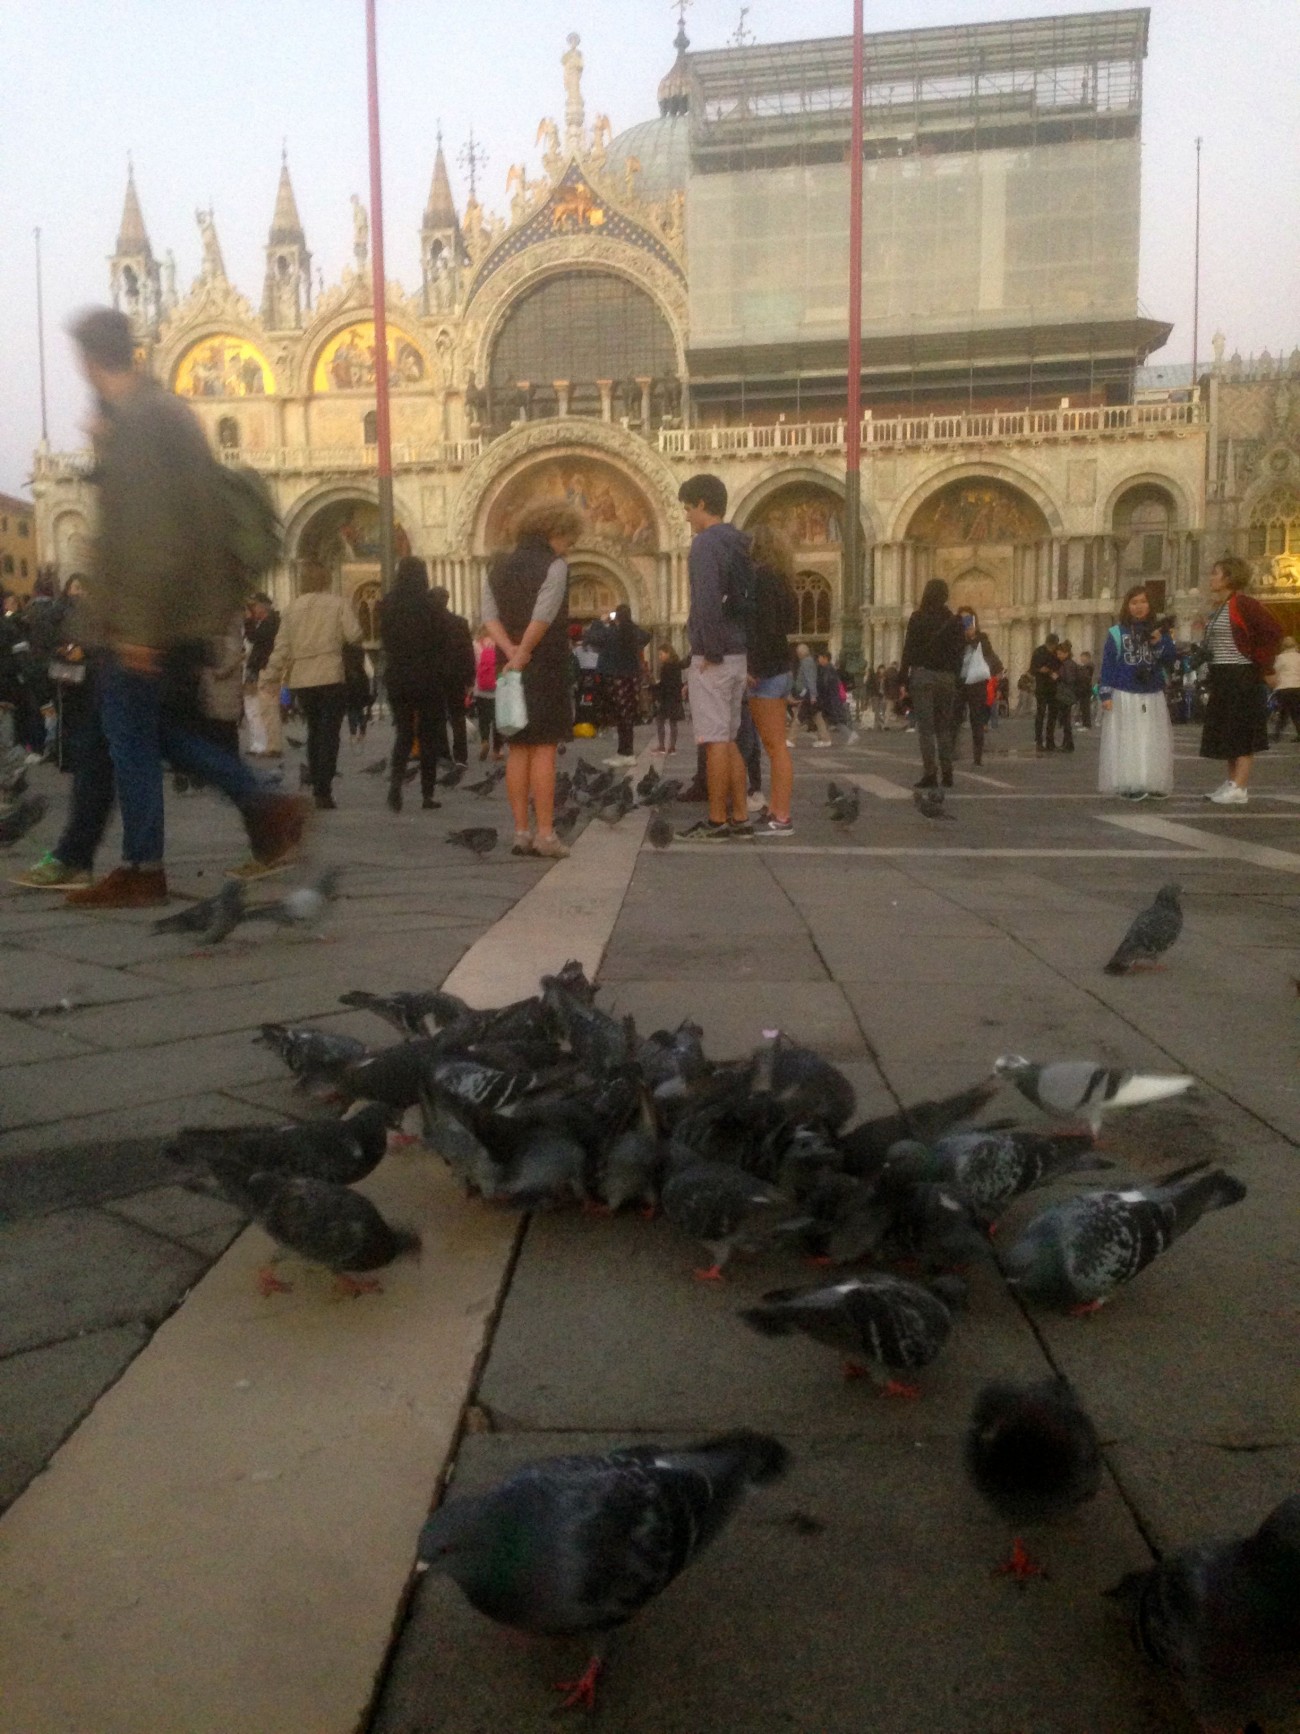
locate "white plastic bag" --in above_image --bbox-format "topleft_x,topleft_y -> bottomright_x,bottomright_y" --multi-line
495,669 -> 528,736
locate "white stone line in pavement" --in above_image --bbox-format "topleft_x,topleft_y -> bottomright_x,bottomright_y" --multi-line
1100,812 -> 1300,873
844,772 -> 913,801
955,767 -> 1016,789
0,809 -> 651,1734
669,845 -> 1196,859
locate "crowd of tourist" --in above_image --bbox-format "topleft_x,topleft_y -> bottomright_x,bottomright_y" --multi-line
0,310 -> 1292,904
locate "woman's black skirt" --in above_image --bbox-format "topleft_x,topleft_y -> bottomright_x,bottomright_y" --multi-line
1200,662 -> 1269,760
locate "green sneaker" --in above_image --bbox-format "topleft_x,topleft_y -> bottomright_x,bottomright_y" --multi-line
11,852 -> 92,890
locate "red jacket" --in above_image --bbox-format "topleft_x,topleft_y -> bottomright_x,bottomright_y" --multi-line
1227,593 -> 1283,671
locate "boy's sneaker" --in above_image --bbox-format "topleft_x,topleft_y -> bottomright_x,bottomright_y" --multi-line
759,817 -> 794,836
677,820 -> 732,842
11,851 -> 91,890
728,820 -> 755,839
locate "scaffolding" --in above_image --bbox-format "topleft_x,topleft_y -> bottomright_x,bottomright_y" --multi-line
682,9 -> 1159,416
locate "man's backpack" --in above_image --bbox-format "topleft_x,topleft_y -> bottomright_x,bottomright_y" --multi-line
216,464 -> 283,601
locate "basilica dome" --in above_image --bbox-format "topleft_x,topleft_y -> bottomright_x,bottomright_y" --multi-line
603,22 -> 690,202
604,112 -> 689,202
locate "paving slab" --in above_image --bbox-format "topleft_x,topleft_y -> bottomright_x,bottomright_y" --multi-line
0,1207 -> 206,1357
0,1325 -> 149,1509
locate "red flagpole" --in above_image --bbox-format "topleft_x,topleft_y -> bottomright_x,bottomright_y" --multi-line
366,0 -> 395,589
842,0 -> 866,669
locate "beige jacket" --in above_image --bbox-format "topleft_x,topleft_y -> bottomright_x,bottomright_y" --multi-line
265,592 -> 361,690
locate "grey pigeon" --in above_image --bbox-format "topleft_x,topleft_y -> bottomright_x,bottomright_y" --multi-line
362,755 -> 389,776
465,766 -> 506,797
647,813 -> 674,850
416,1430 -> 789,1712
1106,1495 -> 1300,1732
994,1053 -> 1194,1136
338,989 -> 452,1036
446,826 -> 498,859
553,803 -> 582,840
439,762 -> 468,790
913,787 -> 953,820
661,1154 -> 798,1279
1000,1161 -> 1247,1312
876,1175 -> 993,1270
839,1079 -> 1000,1178
340,1036 -> 437,1111
826,785 -> 860,824
640,778 -> 683,807
152,879 -> 246,945
1104,883 -> 1183,974
488,1130 -> 588,1209
243,867 -> 341,932
965,1377 -> 1102,1579
741,1272 -> 965,1395
168,1100 -> 394,1187
596,1127 -> 663,1214
257,1022 -> 370,1089
635,765 -> 660,799
0,794 -> 48,847
887,1129 -> 1110,1214
237,1171 -> 419,1292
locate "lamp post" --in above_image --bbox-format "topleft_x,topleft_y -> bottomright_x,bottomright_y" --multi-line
365,0 -> 395,589
842,0 -> 866,671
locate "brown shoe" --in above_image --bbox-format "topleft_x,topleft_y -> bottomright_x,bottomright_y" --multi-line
243,793 -> 310,869
65,866 -> 169,909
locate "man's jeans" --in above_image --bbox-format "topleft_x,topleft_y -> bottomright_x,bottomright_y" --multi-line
98,655 -> 261,865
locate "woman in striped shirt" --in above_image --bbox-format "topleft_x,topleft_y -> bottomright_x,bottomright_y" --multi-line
1199,556 -> 1282,806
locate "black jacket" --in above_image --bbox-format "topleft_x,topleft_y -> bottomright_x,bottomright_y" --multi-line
899,606 -> 965,682
245,609 -> 280,680
377,591 -> 446,700
747,564 -> 798,680
430,597 -> 475,695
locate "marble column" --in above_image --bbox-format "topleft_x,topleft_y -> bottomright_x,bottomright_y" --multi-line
636,376 -> 653,430
597,380 -> 614,422
553,379 -> 570,418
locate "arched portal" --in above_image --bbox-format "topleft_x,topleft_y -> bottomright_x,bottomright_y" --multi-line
747,483 -> 844,641
294,497 -> 411,645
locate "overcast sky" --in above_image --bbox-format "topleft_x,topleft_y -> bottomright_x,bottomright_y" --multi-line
1,0 -> 1297,498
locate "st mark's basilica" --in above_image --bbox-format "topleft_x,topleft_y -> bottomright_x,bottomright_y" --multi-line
30,9 -> 1300,671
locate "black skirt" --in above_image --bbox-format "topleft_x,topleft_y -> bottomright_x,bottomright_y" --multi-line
1200,663 -> 1269,760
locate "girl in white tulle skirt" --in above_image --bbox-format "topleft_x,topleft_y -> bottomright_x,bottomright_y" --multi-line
1098,586 -> 1177,801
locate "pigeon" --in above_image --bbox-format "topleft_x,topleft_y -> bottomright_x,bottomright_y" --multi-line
553,803 -> 582,840
635,765 -> 660,800
825,783 -> 860,824
876,1176 -> 993,1270
647,813 -> 674,850
439,762 -> 468,790
257,1022 -> 370,1090
993,1054 -> 1194,1136
839,1080 -> 1000,1178
338,989 -> 454,1037
340,1036 -> 437,1111
416,1431 -> 789,1712
466,767 -> 506,797
0,794 -> 48,848
446,827 -> 498,859
886,1129 -> 1110,1214
597,786 -> 635,825
661,1154 -> 799,1280
1104,883 -> 1183,974
152,879 -> 246,945
595,1127 -> 663,1214
913,787 -> 953,820
168,1100 -> 394,1187
243,867 -> 341,932
741,1272 -> 966,1396
553,770 -> 573,806
362,756 -> 390,776
1000,1161 -> 1247,1312
965,1377 -> 1102,1579
763,1033 -> 856,1131
1106,1495 -> 1300,1733
639,778 -> 683,807
236,1172 -> 420,1295
487,1129 -> 589,1209
285,733 -> 305,749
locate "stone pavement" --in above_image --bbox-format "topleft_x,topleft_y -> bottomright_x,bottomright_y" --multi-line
1,715 -> 1299,1732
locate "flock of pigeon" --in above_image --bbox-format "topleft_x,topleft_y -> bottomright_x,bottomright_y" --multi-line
162,955 -> 1295,1727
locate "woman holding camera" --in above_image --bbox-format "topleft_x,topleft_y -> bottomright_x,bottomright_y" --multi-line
1199,556 -> 1282,805
1098,585 -> 1177,801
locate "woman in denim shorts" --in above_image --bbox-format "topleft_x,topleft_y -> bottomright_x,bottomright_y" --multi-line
746,524 -> 799,835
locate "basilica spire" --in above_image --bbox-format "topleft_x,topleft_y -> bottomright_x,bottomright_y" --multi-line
262,148 -> 312,330
109,159 -> 161,340
421,125 -> 464,315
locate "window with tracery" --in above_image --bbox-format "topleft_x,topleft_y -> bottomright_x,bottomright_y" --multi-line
362,410 -> 378,445
488,272 -> 677,427
1246,490 -> 1300,559
793,572 -> 832,638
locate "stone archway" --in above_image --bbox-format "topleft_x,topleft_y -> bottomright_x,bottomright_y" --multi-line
293,496 -> 411,645
745,481 -> 846,635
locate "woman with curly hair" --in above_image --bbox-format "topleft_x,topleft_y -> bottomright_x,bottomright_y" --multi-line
483,503 -> 584,857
